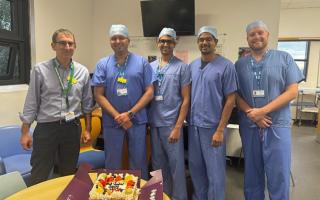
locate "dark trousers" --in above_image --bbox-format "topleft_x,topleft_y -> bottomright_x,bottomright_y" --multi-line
30,119 -> 81,185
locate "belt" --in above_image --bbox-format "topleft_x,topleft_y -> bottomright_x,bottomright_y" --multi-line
59,117 -> 80,124
38,117 -> 80,125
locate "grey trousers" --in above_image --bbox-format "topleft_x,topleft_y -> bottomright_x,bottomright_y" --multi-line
30,119 -> 81,185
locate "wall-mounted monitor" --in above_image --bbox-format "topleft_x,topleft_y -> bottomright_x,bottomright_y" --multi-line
140,0 -> 195,37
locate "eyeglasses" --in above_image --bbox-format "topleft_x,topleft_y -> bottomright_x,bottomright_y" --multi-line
55,41 -> 75,47
158,39 -> 175,45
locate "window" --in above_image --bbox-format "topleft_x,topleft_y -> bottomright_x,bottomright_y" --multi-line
277,40 -> 309,79
0,0 -> 30,85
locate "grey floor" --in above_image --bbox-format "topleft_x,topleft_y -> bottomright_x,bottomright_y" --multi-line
223,124 -> 320,200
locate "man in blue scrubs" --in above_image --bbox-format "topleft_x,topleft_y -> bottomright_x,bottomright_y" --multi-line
91,24 -> 155,179
235,21 -> 304,200
148,28 -> 190,200
188,26 -> 238,200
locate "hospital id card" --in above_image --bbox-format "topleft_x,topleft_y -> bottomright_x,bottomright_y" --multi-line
155,95 -> 164,101
253,90 -> 265,97
65,111 -> 75,122
117,88 -> 128,96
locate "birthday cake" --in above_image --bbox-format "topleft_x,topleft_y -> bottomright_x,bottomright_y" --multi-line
89,173 -> 139,200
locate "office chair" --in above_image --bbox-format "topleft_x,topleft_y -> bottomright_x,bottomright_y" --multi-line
0,125 -> 32,185
0,171 -> 27,199
77,116 -> 105,169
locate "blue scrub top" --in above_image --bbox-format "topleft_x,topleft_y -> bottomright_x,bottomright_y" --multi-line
235,49 -> 304,127
91,53 -> 155,127
189,56 -> 238,128
148,56 -> 191,127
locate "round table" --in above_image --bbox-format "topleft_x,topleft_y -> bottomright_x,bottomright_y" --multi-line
6,173 -> 170,200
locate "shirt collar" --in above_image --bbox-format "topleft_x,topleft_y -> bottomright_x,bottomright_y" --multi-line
53,58 -> 73,69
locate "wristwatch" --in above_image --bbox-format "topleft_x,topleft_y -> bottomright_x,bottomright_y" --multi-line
128,110 -> 135,119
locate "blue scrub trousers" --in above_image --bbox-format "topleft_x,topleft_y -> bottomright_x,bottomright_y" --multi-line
150,126 -> 188,200
103,124 -> 148,179
240,126 -> 291,200
188,125 -> 226,200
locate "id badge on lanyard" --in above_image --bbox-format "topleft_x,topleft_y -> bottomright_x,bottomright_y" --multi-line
253,90 -> 265,97
117,77 -> 128,96
116,54 -> 130,96
155,60 -> 171,102
117,88 -> 128,96
65,111 -> 75,121
251,58 -> 265,98
155,71 -> 163,101
116,69 -> 128,96
155,95 -> 163,101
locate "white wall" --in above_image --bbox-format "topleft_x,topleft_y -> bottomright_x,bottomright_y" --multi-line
307,42 -> 320,88
279,8 -> 320,38
92,0 -> 281,65
0,0 -> 94,126
33,0 -> 94,68
0,86 -> 28,126
0,0 -> 281,126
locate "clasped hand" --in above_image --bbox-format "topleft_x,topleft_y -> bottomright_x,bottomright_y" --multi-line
114,112 -> 133,130
246,108 -> 272,128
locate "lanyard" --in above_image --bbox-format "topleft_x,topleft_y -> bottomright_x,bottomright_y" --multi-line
53,60 -> 74,109
250,50 -> 269,89
116,53 -> 130,84
156,56 -> 174,89
250,59 -> 263,89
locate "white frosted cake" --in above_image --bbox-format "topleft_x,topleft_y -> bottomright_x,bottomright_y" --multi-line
89,173 -> 139,200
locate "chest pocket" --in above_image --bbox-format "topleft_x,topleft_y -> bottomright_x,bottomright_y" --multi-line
70,76 -> 83,96
265,64 -> 286,89
203,68 -> 222,88
164,73 -> 179,86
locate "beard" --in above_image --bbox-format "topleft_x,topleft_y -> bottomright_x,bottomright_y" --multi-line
200,46 -> 214,55
112,45 -> 128,54
249,41 -> 268,52
160,48 -> 174,56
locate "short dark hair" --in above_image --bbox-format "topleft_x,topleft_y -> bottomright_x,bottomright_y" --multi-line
52,28 -> 75,43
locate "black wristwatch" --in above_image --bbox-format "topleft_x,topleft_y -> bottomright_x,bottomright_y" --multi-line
128,110 -> 135,119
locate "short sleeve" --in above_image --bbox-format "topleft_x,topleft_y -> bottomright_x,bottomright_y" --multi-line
222,62 -> 238,96
180,63 -> 191,86
91,57 -> 109,86
284,53 -> 305,86
143,58 -> 156,88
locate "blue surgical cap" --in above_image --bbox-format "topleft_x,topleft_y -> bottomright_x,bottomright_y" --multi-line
197,26 -> 218,39
246,20 -> 269,33
109,24 -> 129,38
158,28 -> 176,40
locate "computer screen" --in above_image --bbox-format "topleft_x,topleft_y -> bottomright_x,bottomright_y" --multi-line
140,0 -> 195,37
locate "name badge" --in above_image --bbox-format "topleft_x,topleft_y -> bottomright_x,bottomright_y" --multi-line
155,95 -> 163,101
117,88 -> 128,96
65,111 -> 75,122
253,90 -> 265,97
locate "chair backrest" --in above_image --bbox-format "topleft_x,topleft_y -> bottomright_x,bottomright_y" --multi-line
80,116 -> 101,147
0,126 -> 32,158
0,171 -> 27,199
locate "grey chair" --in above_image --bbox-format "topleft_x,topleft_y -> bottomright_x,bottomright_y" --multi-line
0,171 -> 27,199
0,125 -> 32,185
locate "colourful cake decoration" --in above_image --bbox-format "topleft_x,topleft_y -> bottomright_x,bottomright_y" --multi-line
89,173 -> 139,200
